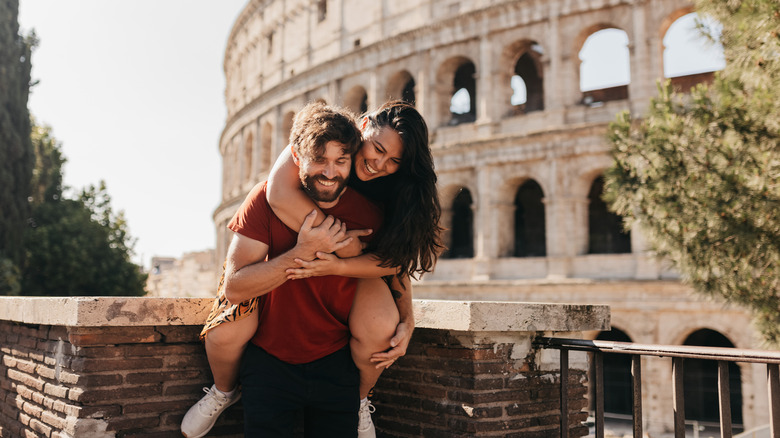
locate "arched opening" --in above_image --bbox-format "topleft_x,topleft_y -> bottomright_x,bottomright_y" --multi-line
386,70 -> 416,106
449,61 -> 477,125
260,121 -> 273,174
243,132 -> 253,184
683,329 -> 743,426
579,28 -> 630,105
282,111 -> 295,146
588,176 -> 631,254
512,46 -> 544,113
402,77 -> 416,106
593,328 -> 633,415
663,12 -> 725,91
444,188 -> 474,259
344,86 -> 368,115
514,180 -> 546,257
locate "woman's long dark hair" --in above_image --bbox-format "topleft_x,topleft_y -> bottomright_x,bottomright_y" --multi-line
362,101 -> 444,280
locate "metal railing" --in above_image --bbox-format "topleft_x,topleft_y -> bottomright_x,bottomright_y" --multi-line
536,337 -> 780,438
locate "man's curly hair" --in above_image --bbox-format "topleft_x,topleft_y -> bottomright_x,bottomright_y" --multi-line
289,101 -> 361,158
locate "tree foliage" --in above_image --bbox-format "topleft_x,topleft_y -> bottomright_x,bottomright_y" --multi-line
605,0 -> 780,345
21,122 -> 147,296
0,0 -> 34,293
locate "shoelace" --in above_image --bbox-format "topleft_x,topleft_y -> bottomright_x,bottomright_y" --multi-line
198,386 -> 229,416
358,400 -> 375,430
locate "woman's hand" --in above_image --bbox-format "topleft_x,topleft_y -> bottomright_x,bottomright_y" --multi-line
369,320 -> 413,369
286,251 -> 344,279
295,211 -> 351,259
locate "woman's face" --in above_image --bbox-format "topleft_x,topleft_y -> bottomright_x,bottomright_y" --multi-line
353,126 -> 404,181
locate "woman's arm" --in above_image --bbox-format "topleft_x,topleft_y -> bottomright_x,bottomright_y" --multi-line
286,252 -> 397,280
267,146 -> 327,229
267,146 -> 365,257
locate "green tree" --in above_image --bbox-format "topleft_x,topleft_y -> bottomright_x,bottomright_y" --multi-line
605,0 -> 780,345
0,0 -> 35,294
22,122 -> 147,296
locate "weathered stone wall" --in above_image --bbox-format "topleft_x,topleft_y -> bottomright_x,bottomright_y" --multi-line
0,297 -> 608,437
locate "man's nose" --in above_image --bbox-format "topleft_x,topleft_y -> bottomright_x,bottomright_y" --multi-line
322,163 -> 335,178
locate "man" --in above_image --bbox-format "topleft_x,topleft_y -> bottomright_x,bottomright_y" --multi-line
223,102 -> 384,436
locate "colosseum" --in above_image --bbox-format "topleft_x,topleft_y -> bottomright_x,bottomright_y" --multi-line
213,0 -> 770,434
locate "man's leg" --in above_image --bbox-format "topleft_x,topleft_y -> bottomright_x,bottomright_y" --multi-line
306,347 -> 360,438
240,343 -> 303,437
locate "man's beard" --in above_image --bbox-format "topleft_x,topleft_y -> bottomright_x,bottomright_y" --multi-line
300,173 -> 348,203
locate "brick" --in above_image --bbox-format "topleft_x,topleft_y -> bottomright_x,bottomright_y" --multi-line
106,415 -> 160,431
7,369 -> 45,391
70,357 -> 164,372
70,384 -> 163,403
14,359 -> 37,374
154,325 -> 202,343
29,417 -> 53,436
125,369 -> 201,384
41,410 -> 67,430
35,364 -> 56,380
123,399 -> 192,414
43,383 -> 69,398
68,327 -> 161,346
21,401 -> 43,418
163,354 -> 209,370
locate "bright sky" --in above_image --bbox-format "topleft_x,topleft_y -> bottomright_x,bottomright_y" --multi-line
18,0 -> 247,269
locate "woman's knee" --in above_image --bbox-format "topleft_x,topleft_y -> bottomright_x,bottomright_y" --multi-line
205,314 -> 258,351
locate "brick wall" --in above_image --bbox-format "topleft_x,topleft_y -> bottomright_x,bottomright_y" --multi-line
373,329 -> 588,438
0,297 -> 608,437
0,320 -> 242,438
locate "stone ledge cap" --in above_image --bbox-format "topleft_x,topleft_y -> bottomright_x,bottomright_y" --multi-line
0,296 -> 213,327
0,297 -> 610,331
414,299 -> 610,332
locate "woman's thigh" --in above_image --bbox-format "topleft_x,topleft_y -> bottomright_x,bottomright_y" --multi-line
349,278 -> 399,340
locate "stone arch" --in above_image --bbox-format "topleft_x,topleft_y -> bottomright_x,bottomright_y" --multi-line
577,25 -> 631,104
587,175 -> 630,254
441,185 -> 475,259
386,70 -> 416,106
282,111 -> 295,146
682,329 -> 743,424
260,121 -> 273,174
662,11 -> 725,90
500,40 -> 545,116
436,56 -> 477,126
243,131 -> 253,184
593,327 -> 634,415
343,86 -> 368,115
514,179 -> 546,257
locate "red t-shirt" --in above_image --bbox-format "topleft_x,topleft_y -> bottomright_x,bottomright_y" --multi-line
228,182 -> 383,364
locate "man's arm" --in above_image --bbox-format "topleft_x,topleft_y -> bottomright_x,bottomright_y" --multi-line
224,211 -> 351,305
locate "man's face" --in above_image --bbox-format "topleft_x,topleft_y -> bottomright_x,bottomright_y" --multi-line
296,140 -> 352,206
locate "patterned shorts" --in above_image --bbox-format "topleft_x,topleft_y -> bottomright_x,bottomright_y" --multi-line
199,266 -> 263,341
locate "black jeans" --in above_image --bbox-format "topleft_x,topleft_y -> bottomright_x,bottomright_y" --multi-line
240,343 -> 360,437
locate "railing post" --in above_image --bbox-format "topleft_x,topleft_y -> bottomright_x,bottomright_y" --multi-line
632,355 -> 643,437
560,348 -> 569,438
769,363 -> 780,438
673,357 -> 686,438
594,351 -> 604,438
717,361 -> 732,438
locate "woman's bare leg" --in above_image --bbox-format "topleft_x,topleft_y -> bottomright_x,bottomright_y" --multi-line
204,312 -> 259,392
349,278 -> 400,399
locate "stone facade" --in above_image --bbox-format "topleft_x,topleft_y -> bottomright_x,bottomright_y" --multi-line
214,0 -> 769,435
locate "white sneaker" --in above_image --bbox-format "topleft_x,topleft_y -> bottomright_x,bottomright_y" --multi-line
357,398 -> 376,438
181,385 -> 241,438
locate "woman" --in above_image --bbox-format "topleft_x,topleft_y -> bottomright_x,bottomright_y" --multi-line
181,101 -> 443,438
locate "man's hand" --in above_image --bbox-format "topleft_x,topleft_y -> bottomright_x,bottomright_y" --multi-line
334,228 -> 372,258
369,320 -> 413,369
296,210 -> 352,259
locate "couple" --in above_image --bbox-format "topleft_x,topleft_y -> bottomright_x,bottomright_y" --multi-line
182,100 -> 443,437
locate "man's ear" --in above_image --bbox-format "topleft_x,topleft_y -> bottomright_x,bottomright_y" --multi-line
290,144 -> 301,166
